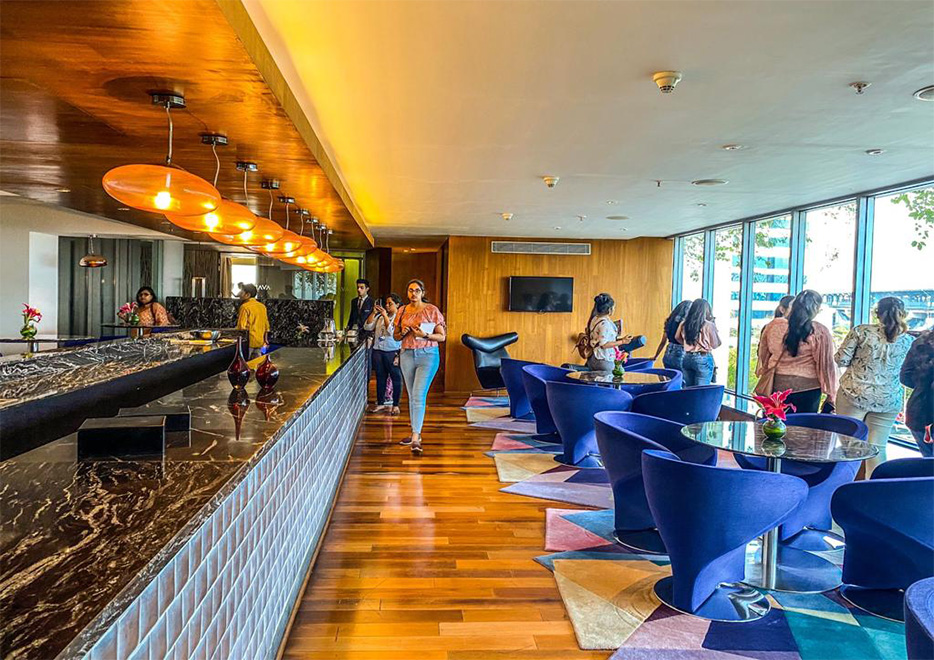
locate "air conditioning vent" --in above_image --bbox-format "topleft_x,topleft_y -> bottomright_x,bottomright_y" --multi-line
491,241 -> 591,256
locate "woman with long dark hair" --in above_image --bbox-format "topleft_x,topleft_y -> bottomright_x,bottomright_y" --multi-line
772,294 -> 795,320
135,286 -> 170,327
364,293 -> 404,415
583,293 -> 636,371
835,297 -> 914,471
755,289 -> 837,412
675,299 -> 721,386
901,328 -> 933,458
652,300 -> 692,370
394,279 -> 446,455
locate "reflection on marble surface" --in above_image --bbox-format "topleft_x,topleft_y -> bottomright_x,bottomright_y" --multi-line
681,420 -> 878,463
166,297 -> 334,346
566,370 -> 670,384
0,332 -> 239,411
0,345 -> 359,660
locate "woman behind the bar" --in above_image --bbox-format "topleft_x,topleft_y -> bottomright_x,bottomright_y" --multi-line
136,286 -> 170,331
394,279 -> 446,455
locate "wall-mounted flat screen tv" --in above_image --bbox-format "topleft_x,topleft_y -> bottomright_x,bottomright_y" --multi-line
508,276 -> 573,313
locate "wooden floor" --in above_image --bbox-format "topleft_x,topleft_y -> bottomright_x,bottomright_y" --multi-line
280,392 -> 610,660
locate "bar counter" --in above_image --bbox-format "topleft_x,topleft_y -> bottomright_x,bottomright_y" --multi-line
0,344 -> 367,660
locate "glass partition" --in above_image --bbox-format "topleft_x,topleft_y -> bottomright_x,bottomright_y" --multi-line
711,226 -> 742,393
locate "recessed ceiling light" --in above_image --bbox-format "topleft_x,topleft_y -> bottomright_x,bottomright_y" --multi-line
696,203 -> 708,207
117,206 -> 131,211
913,85 -> 934,101
865,148 -> 885,156
501,212 -> 513,221
606,200 -> 619,205
720,144 -> 746,151
692,179 -> 728,187
55,187 -> 71,193
553,226 -> 562,230
606,215 -> 629,220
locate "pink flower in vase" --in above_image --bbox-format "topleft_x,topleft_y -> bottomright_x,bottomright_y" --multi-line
752,389 -> 797,421
613,347 -> 629,364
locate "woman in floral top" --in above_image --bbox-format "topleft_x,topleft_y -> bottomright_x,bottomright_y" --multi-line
835,297 -> 913,473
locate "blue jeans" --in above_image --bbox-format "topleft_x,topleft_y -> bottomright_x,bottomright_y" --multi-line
911,427 -> 934,458
662,343 -> 684,371
400,347 -> 440,434
681,352 -> 714,387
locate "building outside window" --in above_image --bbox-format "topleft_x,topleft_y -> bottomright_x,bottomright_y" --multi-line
803,201 -> 857,345
747,215 -> 791,394
710,226 -> 742,393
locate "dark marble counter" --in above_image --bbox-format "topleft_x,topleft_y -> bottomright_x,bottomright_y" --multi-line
166,297 -> 334,346
0,344 -> 361,660
0,332 -> 240,411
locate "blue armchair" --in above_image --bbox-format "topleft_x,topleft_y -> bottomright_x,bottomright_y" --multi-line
906,577 -> 934,660
546,380 -> 632,467
594,412 -> 716,553
500,358 -> 537,420
831,458 -> 934,621
643,449 -> 807,622
631,385 -> 724,425
521,364 -> 572,443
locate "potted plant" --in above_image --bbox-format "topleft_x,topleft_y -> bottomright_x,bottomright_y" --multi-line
118,302 -> 140,326
612,347 -> 629,378
20,304 -> 41,339
752,389 -> 796,441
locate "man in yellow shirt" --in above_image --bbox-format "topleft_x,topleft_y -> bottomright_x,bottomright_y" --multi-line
237,284 -> 269,359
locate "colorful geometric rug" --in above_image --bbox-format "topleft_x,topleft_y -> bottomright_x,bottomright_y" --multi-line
493,452 -> 562,482
471,417 -> 538,433
488,432 -> 561,454
538,509 -> 907,658
464,406 -> 511,423
501,464 -> 612,508
463,395 -> 509,408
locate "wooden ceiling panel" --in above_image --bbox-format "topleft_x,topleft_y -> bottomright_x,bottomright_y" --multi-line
0,0 -> 371,248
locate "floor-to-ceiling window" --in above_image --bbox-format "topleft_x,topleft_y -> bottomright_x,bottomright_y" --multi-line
747,215 -> 792,394
803,201 -> 857,344
681,233 -> 705,302
871,186 -> 934,332
711,226 -> 742,393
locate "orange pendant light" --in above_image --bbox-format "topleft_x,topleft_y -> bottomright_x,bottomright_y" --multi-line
102,94 -> 220,216
166,198 -> 256,233
209,216 -> 285,246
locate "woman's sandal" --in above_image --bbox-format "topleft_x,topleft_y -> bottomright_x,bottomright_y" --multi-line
411,442 -> 423,455
390,406 -> 401,416
399,437 -> 412,446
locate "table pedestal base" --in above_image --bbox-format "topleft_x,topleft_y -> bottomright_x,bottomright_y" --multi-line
614,529 -> 666,555
840,585 -> 905,622
743,539 -> 842,593
654,576 -> 770,622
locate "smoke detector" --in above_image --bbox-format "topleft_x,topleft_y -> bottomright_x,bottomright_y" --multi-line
653,71 -> 682,94
542,175 -> 560,188
849,81 -> 871,95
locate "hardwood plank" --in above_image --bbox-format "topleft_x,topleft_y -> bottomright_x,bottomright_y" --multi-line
280,392 -> 599,659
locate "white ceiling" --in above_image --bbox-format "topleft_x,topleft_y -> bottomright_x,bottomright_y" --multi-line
244,0 -> 934,241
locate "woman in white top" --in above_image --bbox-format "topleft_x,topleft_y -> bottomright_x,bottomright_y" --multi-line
364,293 -> 403,415
585,293 -> 635,371
835,297 -> 914,473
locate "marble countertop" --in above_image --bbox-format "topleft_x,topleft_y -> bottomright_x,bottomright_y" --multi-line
0,332 -> 241,411
0,344 -> 360,660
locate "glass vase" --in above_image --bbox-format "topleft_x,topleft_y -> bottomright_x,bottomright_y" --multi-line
20,323 -> 37,340
227,336 -> 251,389
256,354 -> 279,390
762,417 -> 787,440
612,362 -> 625,378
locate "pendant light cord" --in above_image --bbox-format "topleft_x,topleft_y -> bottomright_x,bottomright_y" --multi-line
268,188 -> 274,223
164,103 -> 174,165
211,143 -> 220,188
284,201 -> 290,232
243,169 -> 249,202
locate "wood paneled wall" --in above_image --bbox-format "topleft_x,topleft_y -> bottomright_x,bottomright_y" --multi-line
390,251 -> 441,304
444,236 -> 674,392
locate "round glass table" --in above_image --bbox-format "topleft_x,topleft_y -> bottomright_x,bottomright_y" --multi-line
566,370 -> 669,388
681,420 -> 878,594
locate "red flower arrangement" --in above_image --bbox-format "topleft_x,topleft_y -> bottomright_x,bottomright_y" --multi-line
613,347 -> 629,364
752,389 -> 796,421
22,304 -> 42,324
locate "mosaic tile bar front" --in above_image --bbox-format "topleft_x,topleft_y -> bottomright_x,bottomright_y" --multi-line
69,347 -> 365,660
